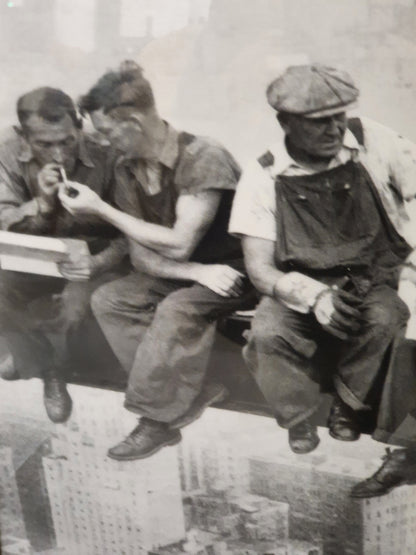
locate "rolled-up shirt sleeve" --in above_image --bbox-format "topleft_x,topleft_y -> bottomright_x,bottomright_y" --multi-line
228,158 -> 277,240
363,117 -> 416,202
0,180 -> 53,234
389,133 -> 416,202
177,139 -> 241,195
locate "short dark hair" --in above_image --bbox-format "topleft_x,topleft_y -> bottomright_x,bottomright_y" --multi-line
17,87 -> 81,130
78,60 -> 155,115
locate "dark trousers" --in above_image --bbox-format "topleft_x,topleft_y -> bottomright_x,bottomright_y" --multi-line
372,336 -> 416,448
244,284 -> 410,428
91,271 -> 255,423
0,269 -> 119,379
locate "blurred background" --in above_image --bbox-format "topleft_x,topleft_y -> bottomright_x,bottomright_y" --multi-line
0,0 -> 415,163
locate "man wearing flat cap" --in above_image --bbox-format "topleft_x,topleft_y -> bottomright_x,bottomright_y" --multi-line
229,64 -> 416,497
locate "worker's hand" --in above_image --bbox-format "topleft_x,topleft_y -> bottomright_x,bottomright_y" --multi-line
192,264 -> 245,297
58,181 -> 102,216
58,252 -> 93,281
313,287 -> 363,340
37,163 -> 61,207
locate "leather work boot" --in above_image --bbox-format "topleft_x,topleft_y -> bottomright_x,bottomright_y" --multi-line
350,448 -> 416,498
288,419 -> 320,454
328,395 -> 360,441
0,354 -> 19,380
169,383 -> 229,429
108,418 -> 182,461
43,369 -> 72,423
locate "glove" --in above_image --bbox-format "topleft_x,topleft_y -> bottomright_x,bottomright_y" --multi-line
313,286 -> 363,340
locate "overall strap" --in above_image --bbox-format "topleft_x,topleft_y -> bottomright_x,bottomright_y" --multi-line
175,131 -> 197,171
159,131 -> 197,210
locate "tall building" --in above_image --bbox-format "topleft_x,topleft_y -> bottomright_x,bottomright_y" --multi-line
42,393 -> 186,555
119,0 -> 210,39
362,485 -> 416,555
0,537 -> 32,555
0,447 -> 30,553
178,420 -> 278,496
185,490 -> 289,542
249,454 -> 372,555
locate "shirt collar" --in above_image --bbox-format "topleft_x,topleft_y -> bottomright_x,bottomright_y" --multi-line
267,127 -> 361,176
17,133 -> 95,168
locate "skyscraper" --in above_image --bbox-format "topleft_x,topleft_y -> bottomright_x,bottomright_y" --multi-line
0,447 -> 30,554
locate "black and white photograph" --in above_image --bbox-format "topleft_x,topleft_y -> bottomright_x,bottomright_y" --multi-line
0,1 -> 416,554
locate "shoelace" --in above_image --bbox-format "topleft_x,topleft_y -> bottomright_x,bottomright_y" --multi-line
124,420 -> 158,445
369,448 -> 393,482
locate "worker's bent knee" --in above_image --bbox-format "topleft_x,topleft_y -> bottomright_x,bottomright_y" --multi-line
90,283 -> 114,317
365,296 -> 409,331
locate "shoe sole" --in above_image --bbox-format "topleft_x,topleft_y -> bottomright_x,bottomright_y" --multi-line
169,389 -> 229,429
350,478 -> 416,499
0,374 -> 20,381
329,429 -> 360,442
289,437 -> 320,455
107,434 -> 182,461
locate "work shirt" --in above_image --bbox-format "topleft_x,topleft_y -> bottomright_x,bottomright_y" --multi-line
113,122 -> 242,264
0,127 -> 119,252
229,117 -> 416,249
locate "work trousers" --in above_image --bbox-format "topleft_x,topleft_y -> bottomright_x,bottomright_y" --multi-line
244,284 -> 409,428
91,271 -> 255,423
0,269 -> 119,379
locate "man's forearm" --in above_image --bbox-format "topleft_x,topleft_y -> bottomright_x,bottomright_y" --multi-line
249,261 -> 328,313
246,259 -> 284,298
97,201 -> 185,258
243,237 -> 328,313
91,236 -> 129,275
128,240 -> 201,281
0,198 -> 56,234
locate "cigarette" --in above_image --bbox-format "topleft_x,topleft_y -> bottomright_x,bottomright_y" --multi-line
59,167 -> 68,184
58,167 -> 79,198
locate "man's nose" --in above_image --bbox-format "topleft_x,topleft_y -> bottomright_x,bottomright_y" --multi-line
326,117 -> 339,135
51,146 -> 64,164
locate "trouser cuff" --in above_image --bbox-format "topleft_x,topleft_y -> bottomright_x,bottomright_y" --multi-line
334,376 -> 370,411
276,401 -> 321,429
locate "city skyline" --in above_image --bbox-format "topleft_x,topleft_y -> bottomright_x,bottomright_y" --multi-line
2,380 -> 415,553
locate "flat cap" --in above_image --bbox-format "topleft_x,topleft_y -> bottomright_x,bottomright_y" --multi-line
266,64 -> 359,118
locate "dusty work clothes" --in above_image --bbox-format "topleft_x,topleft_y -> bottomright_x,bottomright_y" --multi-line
92,272 -> 254,422
112,125 -> 242,263
93,123 -> 251,422
0,269 -> 121,379
370,335 -> 416,448
246,288 -> 409,428
240,118 -> 412,427
0,128 -> 127,378
229,117 -> 416,247
0,128 -> 117,241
